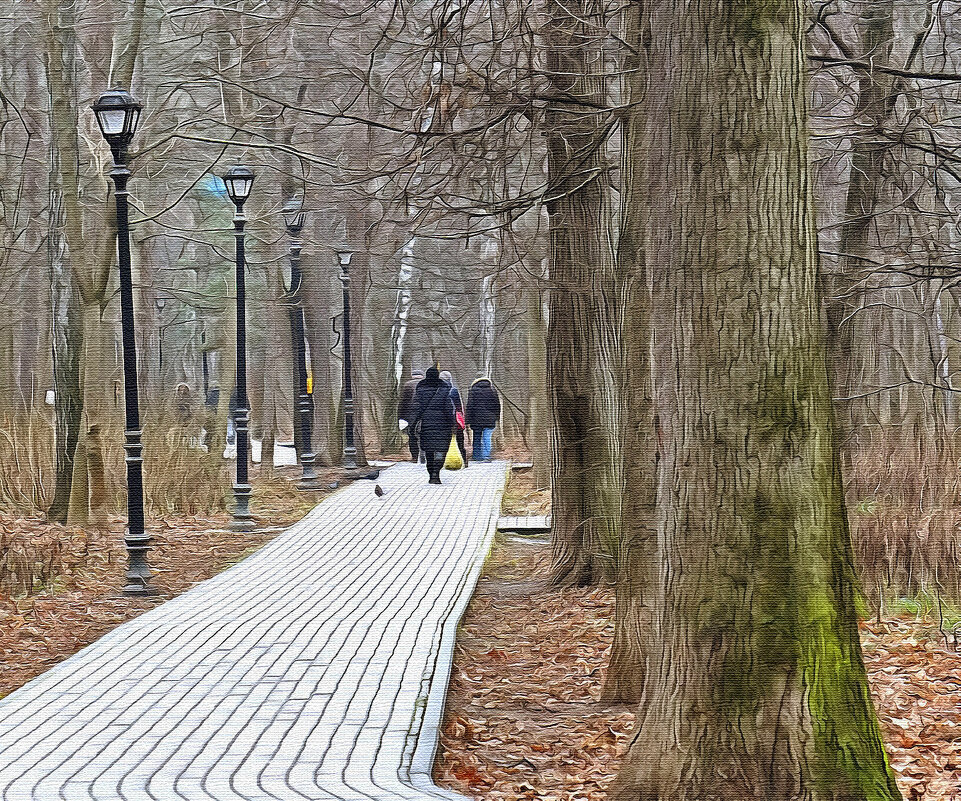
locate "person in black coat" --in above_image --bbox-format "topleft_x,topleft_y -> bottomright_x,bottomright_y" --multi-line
465,377 -> 500,461
397,369 -> 424,462
411,366 -> 456,484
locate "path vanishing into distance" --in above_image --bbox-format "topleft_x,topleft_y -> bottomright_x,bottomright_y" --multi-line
0,461 -> 509,801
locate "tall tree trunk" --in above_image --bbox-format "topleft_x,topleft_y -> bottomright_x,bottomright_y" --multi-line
824,0 -> 894,450
545,0 -> 621,587
107,0 -> 147,88
611,2 -> 901,798
45,0 -> 113,527
46,150 -> 82,524
479,247 -> 497,380
345,211 -> 371,468
68,303 -> 114,527
527,259 -> 551,489
259,260 -> 289,479
602,0 -> 658,704
305,276 -> 336,466
383,236 -> 416,453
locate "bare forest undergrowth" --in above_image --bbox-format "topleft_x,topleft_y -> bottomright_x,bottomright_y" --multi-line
0,470 -> 336,697
435,473 -> 961,801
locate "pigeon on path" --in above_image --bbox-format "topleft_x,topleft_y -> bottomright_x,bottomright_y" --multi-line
374,484 -> 384,498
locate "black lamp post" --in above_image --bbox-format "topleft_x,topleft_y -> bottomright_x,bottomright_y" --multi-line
155,297 -> 166,388
223,166 -> 256,531
337,248 -> 357,470
91,88 -> 152,596
282,201 -> 320,488
201,328 -> 210,403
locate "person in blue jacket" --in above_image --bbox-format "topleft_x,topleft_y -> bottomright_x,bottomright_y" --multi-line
465,376 -> 500,462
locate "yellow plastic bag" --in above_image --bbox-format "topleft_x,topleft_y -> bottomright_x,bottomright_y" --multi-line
444,436 -> 464,470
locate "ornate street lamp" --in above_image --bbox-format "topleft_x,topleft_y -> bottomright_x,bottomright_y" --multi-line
282,201 -> 320,489
92,88 -> 142,163
91,88 -> 152,596
337,248 -> 357,470
223,166 -> 256,531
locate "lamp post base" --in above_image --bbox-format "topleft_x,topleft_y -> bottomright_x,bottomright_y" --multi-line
297,452 -> 321,490
123,581 -> 159,597
231,482 -> 255,531
122,527 -> 155,596
342,446 -> 358,471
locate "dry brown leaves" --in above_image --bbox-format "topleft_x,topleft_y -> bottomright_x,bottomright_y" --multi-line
435,536 -> 961,800
864,619 -> 961,800
435,537 -> 630,800
0,468 -> 339,698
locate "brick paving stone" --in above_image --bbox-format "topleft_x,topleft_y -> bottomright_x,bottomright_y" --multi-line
0,461 -> 507,801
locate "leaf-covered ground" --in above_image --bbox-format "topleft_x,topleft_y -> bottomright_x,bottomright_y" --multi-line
435,536 -> 961,801
0,474 -> 331,698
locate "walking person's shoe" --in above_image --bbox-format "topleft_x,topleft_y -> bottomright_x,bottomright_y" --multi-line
428,474 -> 442,485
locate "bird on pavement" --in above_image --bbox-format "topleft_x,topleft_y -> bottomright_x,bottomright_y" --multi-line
374,484 -> 384,498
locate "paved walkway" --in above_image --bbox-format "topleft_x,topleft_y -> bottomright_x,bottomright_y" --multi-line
0,461 -> 509,801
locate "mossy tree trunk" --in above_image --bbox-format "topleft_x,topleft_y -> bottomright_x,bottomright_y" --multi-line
381,238 -> 413,454
610,2 -> 901,798
545,0 -> 621,587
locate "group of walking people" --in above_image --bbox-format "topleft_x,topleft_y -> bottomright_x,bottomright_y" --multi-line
397,366 -> 501,484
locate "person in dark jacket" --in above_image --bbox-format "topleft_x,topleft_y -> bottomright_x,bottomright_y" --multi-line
440,370 -> 468,467
411,366 -> 456,484
397,369 -> 425,461
465,376 -> 500,462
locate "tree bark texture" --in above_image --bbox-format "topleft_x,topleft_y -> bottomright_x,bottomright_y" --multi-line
45,0 -> 114,527
527,261 -> 551,490
46,157 -> 82,524
345,212 -> 371,468
383,236 -> 416,453
611,3 -> 901,799
304,274 -> 336,467
107,0 -> 147,88
545,0 -> 621,587
823,0 -> 894,448
602,0 -> 658,704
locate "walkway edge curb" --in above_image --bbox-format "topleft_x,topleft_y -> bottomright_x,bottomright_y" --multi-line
406,462 -> 510,799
